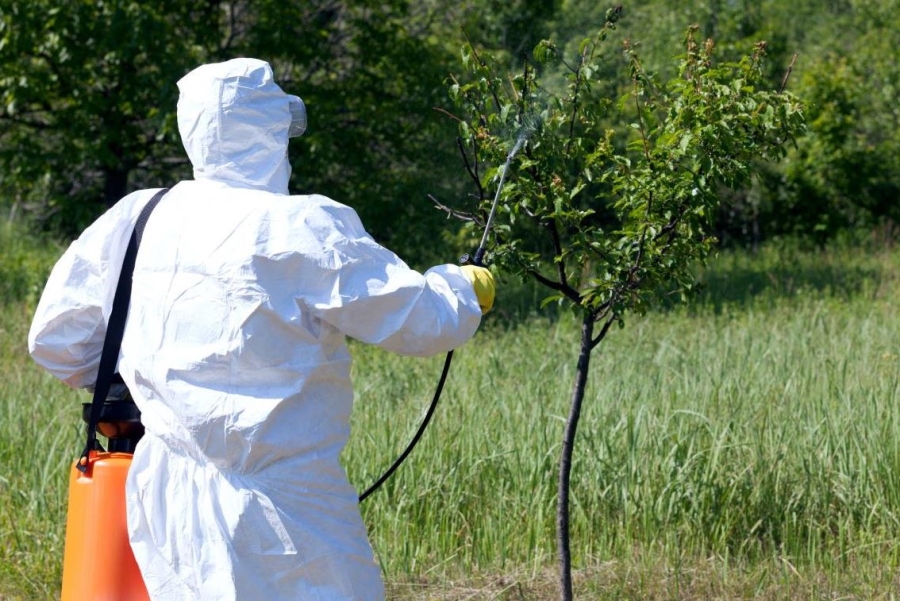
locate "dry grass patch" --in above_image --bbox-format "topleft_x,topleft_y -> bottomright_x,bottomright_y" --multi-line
385,553 -> 900,600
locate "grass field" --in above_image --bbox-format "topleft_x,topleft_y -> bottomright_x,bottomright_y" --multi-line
3,225 -> 900,599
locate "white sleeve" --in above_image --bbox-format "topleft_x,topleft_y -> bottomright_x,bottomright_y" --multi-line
27,190 -> 163,388
300,201 -> 483,357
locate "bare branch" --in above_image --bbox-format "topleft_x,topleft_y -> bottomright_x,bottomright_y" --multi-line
779,52 -> 798,94
590,311 -> 617,349
525,267 -> 582,304
427,194 -> 480,223
517,61 -> 530,125
433,106 -> 464,124
221,2 -> 239,54
456,137 -> 484,199
544,218 -> 573,292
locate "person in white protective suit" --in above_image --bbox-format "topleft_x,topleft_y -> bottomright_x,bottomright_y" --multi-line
28,57 -> 496,600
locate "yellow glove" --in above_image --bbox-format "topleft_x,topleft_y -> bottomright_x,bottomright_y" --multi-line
460,265 -> 495,314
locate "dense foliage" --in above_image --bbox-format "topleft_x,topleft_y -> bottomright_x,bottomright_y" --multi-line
0,0 -> 471,261
448,23 -> 805,314
0,0 -> 897,260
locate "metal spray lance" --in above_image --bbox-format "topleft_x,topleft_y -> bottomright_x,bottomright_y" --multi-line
468,135 -> 527,266
358,135 -> 526,502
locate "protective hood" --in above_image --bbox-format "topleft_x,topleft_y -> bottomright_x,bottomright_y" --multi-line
177,58 -> 303,194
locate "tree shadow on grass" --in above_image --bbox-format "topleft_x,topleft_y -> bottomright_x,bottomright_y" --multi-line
479,246 -> 892,325
683,260 -> 886,314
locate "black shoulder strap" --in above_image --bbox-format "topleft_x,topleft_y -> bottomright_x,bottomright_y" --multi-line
77,188 -> 169,471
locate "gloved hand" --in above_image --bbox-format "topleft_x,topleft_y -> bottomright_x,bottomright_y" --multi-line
460,265 -> 495,314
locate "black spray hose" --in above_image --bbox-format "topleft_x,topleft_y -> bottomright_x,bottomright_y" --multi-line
358,350 -> 454,503
358,253 -> 486,503
359,137 -> 521,502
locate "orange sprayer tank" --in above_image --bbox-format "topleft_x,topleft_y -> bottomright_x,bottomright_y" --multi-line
60,451 -> 150,601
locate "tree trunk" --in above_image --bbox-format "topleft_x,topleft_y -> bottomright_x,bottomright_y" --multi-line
103,165 -> 130,208
557,312 -> 595,600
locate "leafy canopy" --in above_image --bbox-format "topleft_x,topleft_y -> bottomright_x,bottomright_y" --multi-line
447,16 -> 805,325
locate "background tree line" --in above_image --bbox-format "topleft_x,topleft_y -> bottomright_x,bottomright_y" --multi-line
1,0 -> 897,266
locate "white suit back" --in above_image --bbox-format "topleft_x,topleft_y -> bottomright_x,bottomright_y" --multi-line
28,58 -> 482,600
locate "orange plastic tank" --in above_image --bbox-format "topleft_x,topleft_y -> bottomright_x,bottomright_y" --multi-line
60,451 -> 150,601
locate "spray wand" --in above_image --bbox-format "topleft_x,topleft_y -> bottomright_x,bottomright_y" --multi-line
467,135 -> 526,267
358,135 -> 525,502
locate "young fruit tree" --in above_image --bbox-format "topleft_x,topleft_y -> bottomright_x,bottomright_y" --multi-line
436,9 -> 805,600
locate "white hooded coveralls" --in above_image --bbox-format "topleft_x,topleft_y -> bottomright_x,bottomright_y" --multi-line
28,58 -> 483,600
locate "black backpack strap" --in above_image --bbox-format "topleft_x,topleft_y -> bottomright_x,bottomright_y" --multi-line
77,188 -> 169,471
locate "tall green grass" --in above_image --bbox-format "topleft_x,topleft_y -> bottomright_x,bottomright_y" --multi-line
3,236 -> 900,598
0,221 -> 62,307
0,222 -> 77,599
347,242 -> 900,598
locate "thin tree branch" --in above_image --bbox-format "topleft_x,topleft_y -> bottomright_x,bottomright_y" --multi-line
469,136 -> 481,189
565,47 -> 589,157
518,60 -> 530,125
463,30 -> 503,115
543,218 -> 574,293
433,106 -> 464,124
779,52 -> 798,94
525,267 -> 582,304
633,80 -> 652,162
590,310 -> 618,349
221,1 -> 240,54
455,136 -> 484,200
652,203 -> 689,242
427,194 -> 480,223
